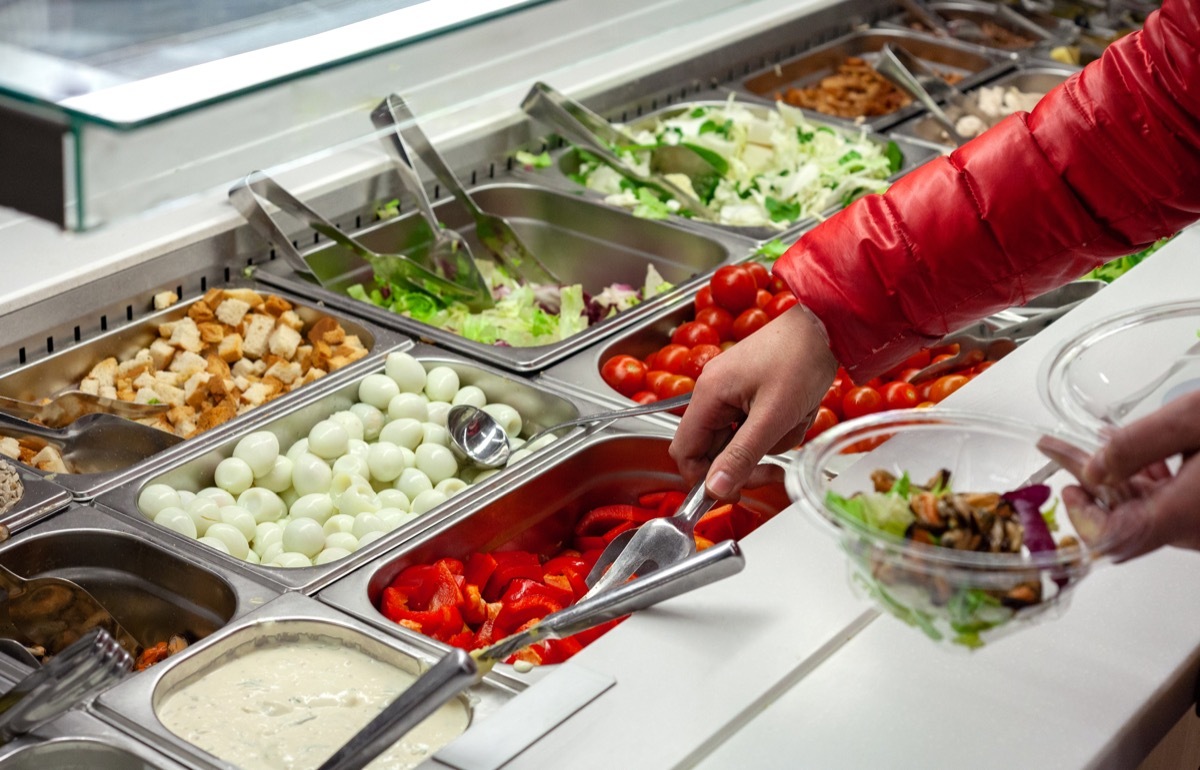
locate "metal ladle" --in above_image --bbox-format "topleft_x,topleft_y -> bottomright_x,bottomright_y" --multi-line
446,392 -> 692,469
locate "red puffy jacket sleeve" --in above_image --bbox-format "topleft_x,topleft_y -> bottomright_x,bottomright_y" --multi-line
773,0 -> 1200,381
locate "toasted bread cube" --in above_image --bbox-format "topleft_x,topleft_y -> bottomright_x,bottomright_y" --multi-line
264,360 -> 302,386
217,333 -> 243,364
133,371 -> 158,390
167,318 -> 203,354
214,298 -> 252,328
202,288 -> 225,307
116,356 -> 152,382
151,381 -> 187,408
302,367 -> 327,385
305,317 -> 339,346
152,371 -> 181,388
184,372 -> 213,407
99,385 -> 118,400
231,358 -> 266,379
222,288 -> 265,308
267,325 -> 302,360
88,357 -> 119,389
32,446 -> 68,474
153,291 -> 179,310
206,355 -> 232,379
263,295 -> 292,317
133,387 -> 159,405
197,322 -> 226,345
167,404 -> 196,427
188,300 -> 215,324
148,339 -> 176,370
240,382 -> 273,407
79,378 -> 100,396
195,400 -> 238,433
241,314 -> 275,359
0,437 -> 19,460
279,310 -> 304,331
169,351 -> 208,380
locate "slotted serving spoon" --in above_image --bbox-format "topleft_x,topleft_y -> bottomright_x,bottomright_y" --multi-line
521,82 -> 719,220
0,392 -> 168,430
316,540 -> 744,770
0,563 -> 140,658
379,94 -> 562,287
0,412 -> 183,475
230,172 -> 491,310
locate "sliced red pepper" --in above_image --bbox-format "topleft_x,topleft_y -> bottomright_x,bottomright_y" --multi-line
389,564 -> 440,607
446,630 -> 475,650
434,557 -> 465,576
602,519 -> 638,543
694,534 -> 716,552
380,586 -> 410,623
543,554 -> 589,598
569,616 -> 626,648
483,551 -> 544,602
464,552 -> 498,589
574,535 -> 608,552
537,637 -> 585,665
462,583 -> 488,626
694,504 -> 737,543
639,490 -> 687,517
494,579 -> 572,636
473,602 -> 503,648
573,504 -> 657,538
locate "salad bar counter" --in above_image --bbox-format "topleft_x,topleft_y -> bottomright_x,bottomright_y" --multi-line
0,0 -> 1195,767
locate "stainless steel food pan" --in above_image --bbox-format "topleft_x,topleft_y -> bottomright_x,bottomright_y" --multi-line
251,182 -> 754,374
0,710 -> 190,770
94,591 -> 513,770
0,504 -> 278,675
880,1 -> 1078,53
534,100 -> 939,245
889,64 -> 1079,148
98,344 -> 595,595
0,459 -> 71,535
736,29 -> 1015,133
0,280 -> 405,500
319,430 -> 791,672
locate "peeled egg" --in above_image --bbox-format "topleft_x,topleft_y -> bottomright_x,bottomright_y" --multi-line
237,488 -> 287,524
366,442 -> 407,482
410,489 -> 449,515
325,531 -> 359,552
347,439 -> 371,460
358,374 -> 401,410
254,524 -> 284,556
283,518 -> 326,558
285,438 -> 310,461
482,403 -> 523,438
434,478 -> 469,498
328,410 -> 365,442
357,531 -> 386,548
256,456 -> 294,494
451,386 -> 487,408
186,497 -> 223,536
204,523 -> 250,560
291,453 -> 333,496
472,468 -> 500,483
375,488 -> 411,512
314,548 -> 351,566
386,392 -> 428,422
414,444 -> 457,485
379,417 -> 423,450
260,542 -> 285,564
244,549 -> 261,565
351,513 -> 388,539
219,505 -> 258,541
385,352 -> 427,393
526,434 -> 559,453
197,536 -> 231,555
271,552 -> 314,569
376,508 -> 412,530
349,403 -> 385,441
337,485 -> 381,517
196,487 -> 236,507
509,437 -> 526,450
424,402 -> 452,428
233,431 -> 279,478
423,367 -> 460,402
308,420 -> 350,460
329,472 -> 372,502
280,488 -> 299,510
214,457 -> 255,496
290,493 -> 335,524
176,490 -> 196,506
507,449 -> 532,466
395,468 -> 433,500
421,422 -> 449,447
323,514 -> 356,536
154,507 -> 196,538
332,454 -> 372,482
138,484 -> 182,518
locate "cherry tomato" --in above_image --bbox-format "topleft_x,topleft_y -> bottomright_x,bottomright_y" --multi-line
930,343 -> 960,358
917,380 -> 934,402
695,307 -> 734,341
631,391 -> 658,405
767,276 -> 789,294
973,360 -> 996,375
929,374 -> 970,403
763,291 -> 799,320
660,374 -> 696,400
746,262 -> 771,290
842,385 -> 884,419
881,381 -> 919,410
655,344 -> 690,375
672,321 -> 720,348
899,349 -> 933,371
916,401 -> 936,409
694,286 -> 715,311
755,289 -> 773,309
600,355 -> 647,397
732,308 -> 769,340
645,369 -> 673,396
895,367 -> 922,383
821,382 -> 846,418
804,406 -> 839,442
681,344 -> 721,380
710,266 -> 758,313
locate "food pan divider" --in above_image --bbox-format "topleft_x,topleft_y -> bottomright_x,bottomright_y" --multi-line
96,343 -> 602,595
0,462 -> 72,536
0,707 -> 191,770
92,591 -> 514,770
524,97 -> 940,248
248,180 -> 749,374
0,278 -> 407,501
887,61 -> 1081,149
733,28 -> 1017,134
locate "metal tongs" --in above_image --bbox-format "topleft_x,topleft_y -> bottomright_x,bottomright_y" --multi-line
521,82 -> 719,221
0,628 -> 132,743
230,172 -> 493,310
873,44 -> 970,146
316,540 -> 745,770
0,393 -> 168,430
0,411 -> 183,474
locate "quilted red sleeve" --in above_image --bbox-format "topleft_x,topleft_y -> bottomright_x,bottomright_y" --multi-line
773,0 -> 1200,381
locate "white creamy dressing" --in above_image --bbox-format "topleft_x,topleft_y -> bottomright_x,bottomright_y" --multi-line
157,639 -> 469,770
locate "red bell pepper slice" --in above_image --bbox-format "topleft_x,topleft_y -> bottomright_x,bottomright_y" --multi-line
638,490 -> 687,517
462,583 -> 488,626
434,557 -> 465,576
542,554 -> 590,598
602,519 -> 638,543
574,535 -> 608,552
483,551 -> 543,601
464,552 -> 498,589
573,504 -> 657,538
494,578 -> 573,636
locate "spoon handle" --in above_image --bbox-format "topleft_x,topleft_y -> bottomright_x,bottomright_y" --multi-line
526,392 -> 692,444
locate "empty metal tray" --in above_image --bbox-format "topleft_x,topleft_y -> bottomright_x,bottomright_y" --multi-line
0,711 -> 189,770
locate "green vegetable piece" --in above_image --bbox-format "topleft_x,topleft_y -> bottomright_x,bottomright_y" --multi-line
632,188 -> 672,220
681,143 -> 730,175
689,107 -> 707,118
514,150 -> 552,168
838,150 -> 862,165
885,141 -> 904,174
825,491 -> 867,525
346,284 -> 369,302
698,119 -> 733,138
796,129 -> 815,143
374,199 -> 401,221
754,239 -> 788,261
764,196 -> 801,223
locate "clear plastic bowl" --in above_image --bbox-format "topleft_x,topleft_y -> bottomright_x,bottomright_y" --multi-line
1041,300 -> 1200,436
787,409 -> 1109,648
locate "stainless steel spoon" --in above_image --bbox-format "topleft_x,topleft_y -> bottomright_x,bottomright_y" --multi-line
447,392 -> 692,469
874,44 -> 971,146
0,392 -> 168,430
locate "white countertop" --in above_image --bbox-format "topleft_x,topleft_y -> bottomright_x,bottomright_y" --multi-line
483,227 -> 1200,769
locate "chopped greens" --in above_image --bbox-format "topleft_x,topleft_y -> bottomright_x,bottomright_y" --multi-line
514,150 -> 553,169
755,239 -> 789,261
1082,237 -> 1173,282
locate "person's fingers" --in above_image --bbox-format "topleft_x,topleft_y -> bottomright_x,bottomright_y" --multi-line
767,407 -> 816,455
1062,485 -> 1110,545
744,462 -> 786,490
670,372 -> 744,487
1084,390 -> 1200,485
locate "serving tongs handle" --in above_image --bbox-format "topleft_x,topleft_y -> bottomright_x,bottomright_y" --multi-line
229,174 -> 314,278
370,96 -> 445,229
875,45 -> 970,146
520,82 -> 715,219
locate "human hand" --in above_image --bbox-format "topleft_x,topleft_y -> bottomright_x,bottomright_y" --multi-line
669,304 -> 838,500
1037,390 -> 1200,563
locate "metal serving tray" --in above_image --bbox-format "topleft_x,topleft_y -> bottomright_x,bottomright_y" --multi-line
0,504 -> 278,675
879,0 -> 1078,53
319,430 -> 792,682
531,99 -> 939,245
0,710 -> 190,770
737,29 -> 1015,133
98,344 -> 597,595
0,459 -> 72,535
94,591 -> 513,770
0,280 -> 405,501
250,182 -> 753,374
890,63 -> 1080,148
